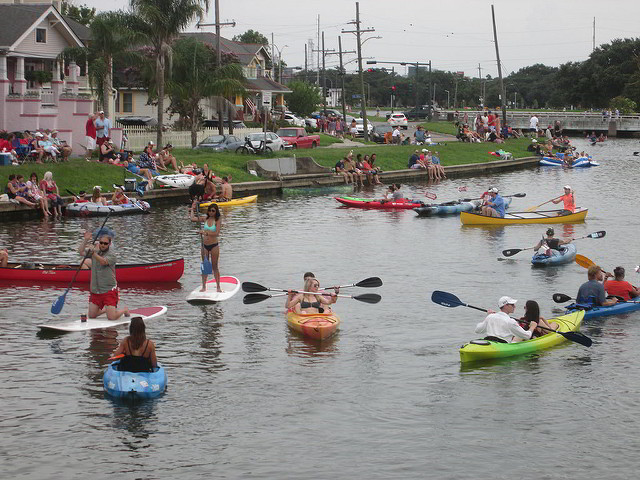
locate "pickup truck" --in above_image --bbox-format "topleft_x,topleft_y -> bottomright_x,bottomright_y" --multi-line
275,128 -> 320,149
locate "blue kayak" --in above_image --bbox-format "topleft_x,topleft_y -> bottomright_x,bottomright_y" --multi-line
565,301 -> 640,319
539,156 -> 598,168
103,360 -> 167,400
531,243 -> 577,266
414,197 -> 511,217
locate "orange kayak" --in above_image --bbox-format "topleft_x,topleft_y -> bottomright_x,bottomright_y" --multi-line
286,310 -> 340,340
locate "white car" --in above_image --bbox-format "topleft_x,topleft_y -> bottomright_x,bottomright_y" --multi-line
387,113 -> 409,129
283,113 -> 305,127
304,117 -> 318,129
247,132 -> 286,151
355,118 -> 374,137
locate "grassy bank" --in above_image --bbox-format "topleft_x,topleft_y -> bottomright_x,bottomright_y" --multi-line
0,137 -> 534,194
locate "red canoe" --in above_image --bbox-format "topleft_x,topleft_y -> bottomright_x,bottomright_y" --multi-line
335,196 -> 423,209
0,258 -> 184,283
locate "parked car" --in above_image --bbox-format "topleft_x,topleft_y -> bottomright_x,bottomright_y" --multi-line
117,116 -> 158,126
276,128 -> 320,149
194,134 -> 244,152
283,113 -> 305,127
304,117 -> 318,129
247,132 -> 287,151
387,113 -> 408,129
311,108 -> 343,118
371,124 -> 393,143
403,105 -> 432,120
355,118 -> 374,137
202,119 -> 247,129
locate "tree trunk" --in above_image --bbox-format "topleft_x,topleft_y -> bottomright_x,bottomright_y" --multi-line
191,103 -> 198,148
103,55 -> 112,117
156,52 -> 165,148
217,97 -> 224,135
228,101 -> 234,134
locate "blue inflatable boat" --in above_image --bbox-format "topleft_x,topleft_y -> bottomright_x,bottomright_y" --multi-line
414,197 -> 511,217
539,156 -> 598,168
531,243 -> 577,266
103,360 -> 167,400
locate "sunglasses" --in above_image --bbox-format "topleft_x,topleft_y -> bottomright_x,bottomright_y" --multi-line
99,241 -> 110,246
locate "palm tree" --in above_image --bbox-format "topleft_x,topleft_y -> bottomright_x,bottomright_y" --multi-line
127,0 -> 209,147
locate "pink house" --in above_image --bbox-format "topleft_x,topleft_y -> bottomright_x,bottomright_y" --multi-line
0,2 -> 95,155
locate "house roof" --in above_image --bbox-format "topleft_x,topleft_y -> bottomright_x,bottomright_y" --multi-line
63,16 -> 91,43
245,76 -> 291,94
180,32 -> 271,66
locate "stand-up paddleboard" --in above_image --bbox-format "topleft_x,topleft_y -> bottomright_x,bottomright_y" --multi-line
186,276 -> 240,305
155,174 -> 196,188
38,306 -> 167,333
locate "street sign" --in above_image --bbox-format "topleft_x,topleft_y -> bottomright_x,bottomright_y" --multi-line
352,94 -> 362,98
262,91 -> 272,106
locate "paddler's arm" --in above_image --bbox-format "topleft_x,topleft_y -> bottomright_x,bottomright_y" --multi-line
78,231 -> 92,256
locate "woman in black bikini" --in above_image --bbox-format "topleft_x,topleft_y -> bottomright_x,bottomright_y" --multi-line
287,277 -> 338,314
112,317 -> 157,372
189,200 -> 222,292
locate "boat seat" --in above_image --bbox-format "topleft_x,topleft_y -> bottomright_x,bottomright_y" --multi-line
469,339 -> 491,345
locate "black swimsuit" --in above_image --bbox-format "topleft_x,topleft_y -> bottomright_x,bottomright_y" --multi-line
118,339 -> 153,373
204,242 -> 219,251
300,300 -> 324,313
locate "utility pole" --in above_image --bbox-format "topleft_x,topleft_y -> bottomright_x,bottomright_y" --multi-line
312,33 -> 335,115
197,3 -> 235,135
491,4 -> 507,127
304,44 -> 308,83
271,33 -> 275,80
342,2 -> 375,141
326,36 -> 355,120
317,15 -> 320,84
477,63 -> 483,108
593,17 -> 596,52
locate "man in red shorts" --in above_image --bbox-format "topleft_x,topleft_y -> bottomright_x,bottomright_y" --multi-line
78,230 -> 129,320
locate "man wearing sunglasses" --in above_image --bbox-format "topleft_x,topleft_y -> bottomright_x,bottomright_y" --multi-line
78,231 -> 129,320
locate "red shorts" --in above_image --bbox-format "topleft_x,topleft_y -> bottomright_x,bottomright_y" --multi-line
89,289 -> 119,309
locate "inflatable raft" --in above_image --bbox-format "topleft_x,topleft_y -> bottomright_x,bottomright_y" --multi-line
66,201 -> 150,217
103,360 -> 167,400
531,243 -> 577,266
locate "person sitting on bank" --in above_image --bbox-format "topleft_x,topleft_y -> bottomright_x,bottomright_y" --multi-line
604,266 -> 639,301
414,125 -> 426,144
480,187 -> 505,217
577,265 -> 618,307
408,150 -> 424,169
474,296 -> 538,343
99,138 -> 116,163
343,153 -> 363,186
552,185 -> 575,214
533,227 -> 573,256
335,157 -> 353,184
112,316 -> 157,372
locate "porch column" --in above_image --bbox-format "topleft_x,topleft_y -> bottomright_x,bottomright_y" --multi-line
51,60 -> 63,104
14,56 -> 26,94
68,60 -> 79,94
0,55 -> 7,81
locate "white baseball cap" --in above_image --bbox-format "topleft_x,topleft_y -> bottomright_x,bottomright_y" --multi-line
498,296 -> 517,308
563,185 -> 571,190
489,187 -> 499,193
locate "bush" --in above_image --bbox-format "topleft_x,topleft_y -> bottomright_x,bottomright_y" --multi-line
609,96 -> 637,114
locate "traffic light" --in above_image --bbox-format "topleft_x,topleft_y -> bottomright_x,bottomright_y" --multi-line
391,85 -> 396,94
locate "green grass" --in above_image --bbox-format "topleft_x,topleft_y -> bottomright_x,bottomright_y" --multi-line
318,134 -> 344,146
419,121 -> 459,136
0,138 -> 535,194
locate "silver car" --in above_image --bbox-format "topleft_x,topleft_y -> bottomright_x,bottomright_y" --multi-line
194,134 -> 244,152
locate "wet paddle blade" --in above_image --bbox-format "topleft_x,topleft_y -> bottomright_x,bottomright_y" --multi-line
242,281 -> 268,293
511,192 -> 526,198
575,254 -> 595,269
201,259 -> 213,275
553,293 -> 573,303
243,293 -> 271,304
502,248 -> 523,257
353,293 -> 382,304
431,290 -> 464,308
50,291 -> 68,314
586,230 -> 606,239
355,277 -> 383,288
559,331 -> 592,347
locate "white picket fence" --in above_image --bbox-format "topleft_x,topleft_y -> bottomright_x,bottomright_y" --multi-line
120,127 -> 264,150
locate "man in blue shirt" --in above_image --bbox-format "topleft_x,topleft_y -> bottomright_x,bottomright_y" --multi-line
481,187 -> 505,217
576,265 -> 618,307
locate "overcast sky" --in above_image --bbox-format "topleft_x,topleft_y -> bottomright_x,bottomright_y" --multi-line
80,0 -> 640,77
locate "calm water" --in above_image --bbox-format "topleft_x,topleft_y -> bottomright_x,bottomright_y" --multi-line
2,138 -> 640,479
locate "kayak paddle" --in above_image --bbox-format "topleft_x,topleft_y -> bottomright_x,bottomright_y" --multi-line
525,194 -> 563,212
553,292 -> 627,304
243,277 -> 383,293
502,230 -> 606,257
431,291 -> 592,347
243,292 -> 381,305
51,213 -> 111,314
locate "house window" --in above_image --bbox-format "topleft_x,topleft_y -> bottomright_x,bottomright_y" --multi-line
36,28 -> 47,44
122,93 -> 133,113
243,66 -> 257,79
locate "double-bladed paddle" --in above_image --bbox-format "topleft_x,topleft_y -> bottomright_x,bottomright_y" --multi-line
431,290 -> 592,347
553,292 -> 627,304
51,213 -> 111,314
243,292 -> 381,305
501,230 -> 606,257
242,277 -> 382,293
460,192 -> 526,202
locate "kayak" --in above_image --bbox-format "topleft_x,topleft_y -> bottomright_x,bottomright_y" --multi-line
531,243 -> 577,266
199,195 -> 258,209
335,196 -> 422,209
539,156 -> 599,168
565,301 -> 640,319
103,360 -> 167,400
66,201 -> 151,217
186,276 -> 240,305
38,306 -> 167,333
414,197 -> 511,217
155,173 -> 196,188
286,310 -> 341,340
460,208 -> 588,225
0,258 -> 184,283
459,311 -> 585,363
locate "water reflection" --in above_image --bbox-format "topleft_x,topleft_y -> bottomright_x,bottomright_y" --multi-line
285,329 -> 339,358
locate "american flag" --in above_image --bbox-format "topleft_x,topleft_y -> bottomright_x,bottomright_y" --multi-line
245,97 -> 257,118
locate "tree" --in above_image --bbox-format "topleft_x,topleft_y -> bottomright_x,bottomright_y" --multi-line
127,0 -> 209,147
167,37 -> 245,146
232,29 -> 268,45
286,81 -> 323,117
61,1 -> 96,26
609,96 -> 637,114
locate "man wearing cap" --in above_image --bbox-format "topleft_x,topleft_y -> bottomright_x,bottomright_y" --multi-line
552,185 -> 575,214
474,296 -> 538,343
577,265 -> 618,307
533,228 -> 573,255
480,187 -> 505,217
51,130 -> 72,161
95,111 -> 112,147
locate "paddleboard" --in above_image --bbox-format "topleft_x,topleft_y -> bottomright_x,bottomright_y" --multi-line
155,174 -> 196,188
186,276 -> 240,305
38,306 -> 167,333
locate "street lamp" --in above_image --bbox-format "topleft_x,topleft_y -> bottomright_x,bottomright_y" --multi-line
271,43 -> 288,82
361,35 -> 382,46
444,89 -> 450,110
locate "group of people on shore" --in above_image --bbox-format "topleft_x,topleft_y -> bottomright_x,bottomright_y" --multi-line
0,129 -> 71,164
334,151 -> 383,186
4,171 -> 64,217
407,149 -> 446,180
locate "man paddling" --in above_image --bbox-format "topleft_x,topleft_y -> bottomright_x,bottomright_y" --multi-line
533,228 -> 573,256
576,265 -> 618,307
78,230 -> 130,320
480,187 -> 505,217
474,296 -> 538,343
551,185 -> 575,214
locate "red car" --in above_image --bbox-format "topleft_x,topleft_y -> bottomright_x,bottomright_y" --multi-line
276,128 -> 320,149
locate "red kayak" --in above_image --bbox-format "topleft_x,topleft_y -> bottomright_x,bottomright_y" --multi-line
335,196 -> 423,209
0,258 -> 184,283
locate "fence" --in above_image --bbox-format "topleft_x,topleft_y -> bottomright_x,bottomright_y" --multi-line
118,126 -> 264,150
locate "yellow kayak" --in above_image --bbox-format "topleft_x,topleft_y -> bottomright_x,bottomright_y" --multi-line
286,310 -> 340,340
199,195 -> 258,209
460,208 -> 587,225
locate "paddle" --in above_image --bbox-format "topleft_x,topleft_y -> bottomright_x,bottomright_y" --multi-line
553,292 -> 627,304
326,277 -> 383,290
243,278 -> 382,293
51,213 -> 111,314
525,194 -> 563,212
460,192 -> 526,202
502,230 -> 606,257
243,292 -> 381,305
193,202 -> 213,275
431,290 -> 592,347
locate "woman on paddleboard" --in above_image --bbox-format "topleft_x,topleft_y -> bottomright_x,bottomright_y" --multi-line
287,277 -> 338,314
189,200 -> 222,292
112,316 -> 157,372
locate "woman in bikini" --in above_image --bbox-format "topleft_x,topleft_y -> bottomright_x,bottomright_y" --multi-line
112,317 -> 157,372
189,200 -> 222,292
286,277 -> 338,314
